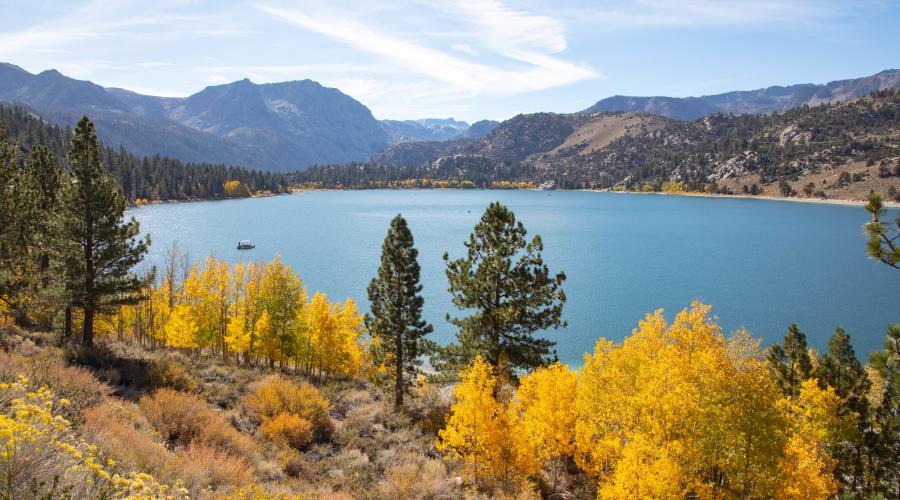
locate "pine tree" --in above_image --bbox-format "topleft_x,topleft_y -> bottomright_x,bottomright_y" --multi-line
440,202 -> 566,376
818,327 -> 871,492
863,192 -> 900,270
868,324 -> 900,495
23,146 -> 64,320
366,215 -> 434,411
54,116 -> 149,346
768,323 -> 814,398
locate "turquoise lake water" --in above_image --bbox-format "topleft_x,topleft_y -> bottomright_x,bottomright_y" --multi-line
130,190 -> 900,365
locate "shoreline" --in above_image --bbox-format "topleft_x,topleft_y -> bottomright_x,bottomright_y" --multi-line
579,189 -> 900,208
132,190 -> 291,207
293,185 -> 900,208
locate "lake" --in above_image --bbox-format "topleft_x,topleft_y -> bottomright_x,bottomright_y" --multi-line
131,190 -> 900,365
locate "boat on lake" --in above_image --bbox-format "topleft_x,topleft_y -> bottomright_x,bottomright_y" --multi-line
237,240 -> 255,250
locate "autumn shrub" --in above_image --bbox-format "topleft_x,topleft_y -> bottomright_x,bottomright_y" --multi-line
0,378 -> 179,499
178,443 -> 254,496
145,357 -> 200,392
406,382 -> 450,435
375,450 -> 458,500
260,412 -> 315,449
140,388 -> 255,459
243,375 -> 333,442
276,448 -> 311,478
80,401 -> 173,479
0,350 -> 109,422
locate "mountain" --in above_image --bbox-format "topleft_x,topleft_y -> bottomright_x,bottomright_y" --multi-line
381,117 -> 470,143
583,69 -> 900,120
0,103 -> 287,201
464,119 -> 500,139
0,64 -> 390,171
298,89 -> 900,201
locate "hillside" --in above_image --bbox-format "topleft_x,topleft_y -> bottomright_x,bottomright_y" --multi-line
303,90 -> 900,200
0,104 -> 287,200
546,89 -> 900,195
583,69 -> 900,119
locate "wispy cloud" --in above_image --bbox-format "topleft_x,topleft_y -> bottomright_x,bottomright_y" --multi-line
258,1 -> 599,100
562,0 -> 848,28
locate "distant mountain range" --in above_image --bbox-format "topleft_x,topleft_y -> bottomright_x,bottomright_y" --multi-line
1,62 -> 897,173
583,70 -> 900,120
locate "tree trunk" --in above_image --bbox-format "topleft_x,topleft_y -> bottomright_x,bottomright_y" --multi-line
64,306 -> 72,340
82,306 -> 94,346
394,336 -> 404,412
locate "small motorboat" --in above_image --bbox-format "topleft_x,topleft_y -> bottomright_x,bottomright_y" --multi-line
237,240 -> 255,250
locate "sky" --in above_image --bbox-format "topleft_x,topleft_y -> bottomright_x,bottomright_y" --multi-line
1,0 -> 898,122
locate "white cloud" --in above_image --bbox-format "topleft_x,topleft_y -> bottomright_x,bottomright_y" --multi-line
258,1 -> 599,100
563,0 -> 846,28
451,43 -> 478,55
206,74 -> 230,84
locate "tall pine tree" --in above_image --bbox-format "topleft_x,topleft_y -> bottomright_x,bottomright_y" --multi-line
868,324 -> 900,495
0,125 -> 40,323
767,323 -> 814,398
24,145 -> 64,321
366,215 -> 434,410
818,327 -> 872,492
439,202 -> 566,377
54,116 -> 149,346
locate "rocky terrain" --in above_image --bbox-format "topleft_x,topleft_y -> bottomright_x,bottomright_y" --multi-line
307,90 -> 900,201
0,63 -> 390,171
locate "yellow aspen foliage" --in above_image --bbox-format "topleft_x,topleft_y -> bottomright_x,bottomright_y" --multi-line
304,294 -> 365,377
223,180 -> 251,197
182,257 -> 232,355
255,310 -> 274,361
306,292 -> 338,373
334,298 -> 365,377
258,257 -> 306,365
436,356 -> 533,494
776,379 -> 843,499
164,303 -> 199,349
225,313 -> 251,354
510,362 -> 578,473
574,302 -> 738,497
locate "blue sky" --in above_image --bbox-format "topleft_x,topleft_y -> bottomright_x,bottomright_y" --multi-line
2,0 -> 898,122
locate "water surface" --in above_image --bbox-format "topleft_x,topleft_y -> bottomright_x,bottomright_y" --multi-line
131,190 -> 900,365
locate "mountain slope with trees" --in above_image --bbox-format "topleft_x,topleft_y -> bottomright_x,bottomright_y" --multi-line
307,90 -> 900,200
0,105 -> 287,201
